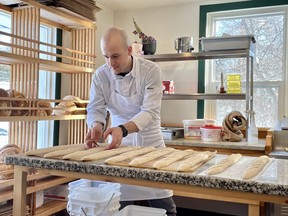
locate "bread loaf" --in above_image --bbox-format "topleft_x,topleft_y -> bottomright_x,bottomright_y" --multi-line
32,100 -> 52,116
0,144 -> 23,180
62,95 -> 86,108
7,89 -> 28,116
0,88 -> 12,116
242,155 -> 270,180
54,95 -> 86,115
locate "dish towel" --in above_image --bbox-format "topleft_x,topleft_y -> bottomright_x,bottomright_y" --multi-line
222,110 -> 246,142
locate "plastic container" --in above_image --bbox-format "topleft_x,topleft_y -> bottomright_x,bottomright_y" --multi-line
200,125 -> 222,142
183,119 -> 206,139
67,179 -> 121,216
226,74 -> 241,93
247,112 -> 258,144
199,35 -> 255,52
115,205 -> 167,216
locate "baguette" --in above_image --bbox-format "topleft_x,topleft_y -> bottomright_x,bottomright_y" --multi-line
177,151 -> 212,172
82,146 -> 141,161
207,153 -> 242,175
105,147 -> 155,164
63,146 -> 107,161
242,155 -> 270,180
129,148 -> 176,166
153,150 -> 194,169
25,144 -> 84,156
44,146 -> 86,158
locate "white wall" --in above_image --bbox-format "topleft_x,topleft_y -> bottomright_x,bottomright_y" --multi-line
94,1 -> 241,126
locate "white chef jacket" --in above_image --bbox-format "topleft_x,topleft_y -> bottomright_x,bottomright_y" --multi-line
86,56 -> 173,201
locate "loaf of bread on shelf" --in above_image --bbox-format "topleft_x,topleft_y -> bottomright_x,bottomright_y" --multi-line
32,100 -> 52,116
6,89 -> 28,116
54,95 -> 86,116
0,88 -> 12,116
0,144 -> 23,180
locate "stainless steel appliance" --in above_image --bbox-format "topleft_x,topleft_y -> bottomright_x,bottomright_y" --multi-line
174,37 -> 194,53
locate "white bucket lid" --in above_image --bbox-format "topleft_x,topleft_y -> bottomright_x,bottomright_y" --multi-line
183,119 -> 206,125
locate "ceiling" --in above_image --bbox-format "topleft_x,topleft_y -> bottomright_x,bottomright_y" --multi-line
96,0 -> 222,11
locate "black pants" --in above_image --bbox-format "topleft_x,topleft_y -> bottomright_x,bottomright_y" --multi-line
120,197 -> 177,216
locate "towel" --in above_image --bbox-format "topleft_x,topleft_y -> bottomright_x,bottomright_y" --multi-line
222,111 -> 246,142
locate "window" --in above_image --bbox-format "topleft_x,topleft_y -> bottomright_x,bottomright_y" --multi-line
204,5 -> 287,128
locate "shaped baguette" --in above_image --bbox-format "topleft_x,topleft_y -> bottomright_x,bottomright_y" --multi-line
207,153 -> 242,175
44,146 -> 86,158
129,148 -> 176,166
177,151 -> 212,172
242,155 -> 270,180
82,146 -> 140,161
153,150 -> 194,169
26,144 -> 84,156
63,146 -> 107,161
105,147 -> 155,164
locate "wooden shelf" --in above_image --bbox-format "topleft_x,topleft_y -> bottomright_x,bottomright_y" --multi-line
162,93 -> 246,100
35,200 -> 67,216
142,49 -> 253,62
0,51 -> 95,73
0,115 -> 86,122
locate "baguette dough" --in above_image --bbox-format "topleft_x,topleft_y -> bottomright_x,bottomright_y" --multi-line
153,150 -> 194,169
26,144 -> 84,156
63,146 -> 107,161
207,153 -> 242,175
177,151 -> 212,172
129,148 -> 176,166
82,146 -> 140,161
44,146 -> 86,158
242,155 -> 270,180
105,147 -> 155,164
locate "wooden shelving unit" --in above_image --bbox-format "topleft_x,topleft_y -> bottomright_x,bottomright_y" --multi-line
0,0 -> 99,215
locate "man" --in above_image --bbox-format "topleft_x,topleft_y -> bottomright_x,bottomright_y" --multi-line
85,27 -> 176,215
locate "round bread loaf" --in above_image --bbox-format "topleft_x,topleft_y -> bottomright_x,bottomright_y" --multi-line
6,89 -> 28,116
62,95 -> 86,108
0,88 -> 12,116
0,144 -> 23,180
54,101 -> 77,116
32,100 -> 52,116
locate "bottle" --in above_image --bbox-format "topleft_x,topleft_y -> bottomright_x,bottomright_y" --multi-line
247,111 -> 258,144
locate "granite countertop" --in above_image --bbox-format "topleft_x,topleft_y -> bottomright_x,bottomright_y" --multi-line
5,153 -> 288,197
165,138 -> 266,151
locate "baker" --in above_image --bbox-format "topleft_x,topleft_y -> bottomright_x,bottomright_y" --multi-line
84,27 -> 176,215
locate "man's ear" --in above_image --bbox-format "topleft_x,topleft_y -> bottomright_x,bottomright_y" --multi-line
127,45 -> 133,55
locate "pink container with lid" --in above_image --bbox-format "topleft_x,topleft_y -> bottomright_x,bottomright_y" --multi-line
200,125 -> 222,142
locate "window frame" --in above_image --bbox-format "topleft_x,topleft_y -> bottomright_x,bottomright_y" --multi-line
198,0 -> 288,127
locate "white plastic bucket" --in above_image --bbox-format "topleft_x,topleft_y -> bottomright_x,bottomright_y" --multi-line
183,119 -> 205,139
200,125 -> 222,142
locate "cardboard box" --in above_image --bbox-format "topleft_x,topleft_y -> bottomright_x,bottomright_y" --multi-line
44,184 -> 69,201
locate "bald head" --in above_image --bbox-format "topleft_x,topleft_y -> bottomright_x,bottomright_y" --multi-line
100,27 -> 129,51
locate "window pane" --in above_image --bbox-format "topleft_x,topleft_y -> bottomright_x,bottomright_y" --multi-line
208,11 -> 285,128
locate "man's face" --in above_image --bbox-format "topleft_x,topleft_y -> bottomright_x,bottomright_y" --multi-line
101,38 -> 132,74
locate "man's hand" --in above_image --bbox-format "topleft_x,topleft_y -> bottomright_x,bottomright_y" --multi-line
104,126 -> 123,149
84,122 -> 103,149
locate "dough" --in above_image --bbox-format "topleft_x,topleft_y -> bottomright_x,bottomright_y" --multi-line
0,88 -> 12,116
153,150 -> 194,169
242,155 -> 270,180
207,153 -> 242,175
129,148 -> 176,166
177,151 -> 212,172
63,146 -> 107,161
7,89 -> 28,116
105,147 -> 155,164
82,146 -> 140,161
43,146 -> 86,158
26,144 -> 84,156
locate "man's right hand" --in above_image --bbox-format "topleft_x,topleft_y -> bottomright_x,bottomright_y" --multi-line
84,122 -> 103,149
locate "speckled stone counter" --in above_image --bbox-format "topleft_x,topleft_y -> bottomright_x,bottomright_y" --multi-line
165,138 -> 266,151
5,153 -> 287,197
